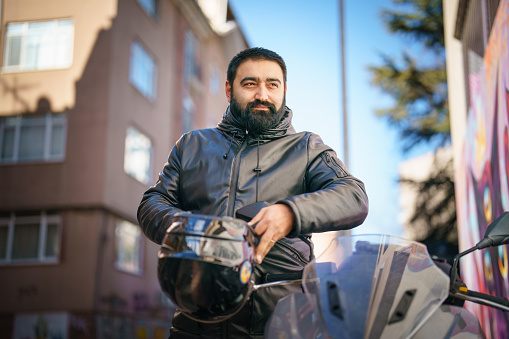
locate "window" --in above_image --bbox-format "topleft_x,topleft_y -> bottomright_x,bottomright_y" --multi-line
183,31 -> 200,82
209,64 -> 220,94
115,219 -> 143,274
124,126 -> 152,184
0,211 -> 61,265
137,0 -> 157,17
181,96 -> 195,133
2,19 -> 74,73
0,112 -> 67,164
129,41 -> 157,100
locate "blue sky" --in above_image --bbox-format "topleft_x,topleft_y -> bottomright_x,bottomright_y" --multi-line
229,0 -> 428,237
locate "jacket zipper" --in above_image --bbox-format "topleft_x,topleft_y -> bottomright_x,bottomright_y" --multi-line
226,134 -> 248,216
323,150 -> 348,178
275,240 -> 310,265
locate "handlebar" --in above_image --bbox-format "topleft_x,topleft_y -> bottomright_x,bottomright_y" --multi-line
450,290 -> 509,312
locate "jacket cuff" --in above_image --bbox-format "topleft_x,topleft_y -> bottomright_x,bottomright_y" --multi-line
276,200 -> 301,237
156,213 -> 175,244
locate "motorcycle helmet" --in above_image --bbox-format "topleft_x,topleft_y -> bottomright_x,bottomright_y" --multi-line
158,213 -> 257,323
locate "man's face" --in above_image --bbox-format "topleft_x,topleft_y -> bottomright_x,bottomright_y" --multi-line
226,59 -> 287,135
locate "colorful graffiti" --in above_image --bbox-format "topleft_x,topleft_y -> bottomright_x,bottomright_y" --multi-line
457,0 -> 509,337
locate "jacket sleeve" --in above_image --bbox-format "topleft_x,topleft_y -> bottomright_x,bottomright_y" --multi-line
279,134 -> 369,236
137,141 -> 185,244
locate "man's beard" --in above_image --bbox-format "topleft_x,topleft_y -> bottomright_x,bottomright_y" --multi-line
230,95 -> 286,135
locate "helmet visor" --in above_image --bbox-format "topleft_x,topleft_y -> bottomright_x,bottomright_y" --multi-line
158,214 -> 255,323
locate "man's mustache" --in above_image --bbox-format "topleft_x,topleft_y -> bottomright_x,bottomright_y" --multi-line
247,100 -> 277,113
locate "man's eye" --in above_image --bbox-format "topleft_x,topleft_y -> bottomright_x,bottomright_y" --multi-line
269,83 -> 278,88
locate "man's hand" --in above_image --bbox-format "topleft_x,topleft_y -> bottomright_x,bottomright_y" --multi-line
247,204 -> 294,264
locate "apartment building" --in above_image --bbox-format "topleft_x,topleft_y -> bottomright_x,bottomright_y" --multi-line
0,0 -> 248,337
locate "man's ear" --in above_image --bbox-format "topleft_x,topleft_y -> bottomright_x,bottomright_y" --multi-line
225,81 -> 232,103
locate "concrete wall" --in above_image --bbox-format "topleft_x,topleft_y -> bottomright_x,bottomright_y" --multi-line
443,0 -> 467,177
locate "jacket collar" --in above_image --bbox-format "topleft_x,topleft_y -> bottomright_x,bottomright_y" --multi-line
216,105 -> 296,143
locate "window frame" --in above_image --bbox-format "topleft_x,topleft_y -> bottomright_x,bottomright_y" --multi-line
129,40 -> 158,101
183,30 -> 200,83
114,219 -> 144,275
136,0 -> 158,18
2,18 -> 74,73
209,64 -> 220,95
124,125 -> 153,185
0,211 -> 62,265
0,112 -> 67,164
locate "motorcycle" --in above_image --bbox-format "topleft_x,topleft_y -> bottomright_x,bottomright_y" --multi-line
157,211 -> 509,338
265,212 -> 509,338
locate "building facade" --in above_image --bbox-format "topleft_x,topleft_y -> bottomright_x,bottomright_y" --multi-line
444,0 -> 508,337
0,0 -> 248,337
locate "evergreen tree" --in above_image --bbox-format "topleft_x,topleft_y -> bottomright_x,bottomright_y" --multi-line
370,0 -> 457,260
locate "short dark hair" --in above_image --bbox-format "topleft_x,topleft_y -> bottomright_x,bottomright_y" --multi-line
227,47 -> 287,85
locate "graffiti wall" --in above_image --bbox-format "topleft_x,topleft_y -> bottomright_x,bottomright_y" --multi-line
457,0 -> 509,337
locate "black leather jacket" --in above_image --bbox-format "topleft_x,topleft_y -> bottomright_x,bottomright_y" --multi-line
137,107 -> 368,338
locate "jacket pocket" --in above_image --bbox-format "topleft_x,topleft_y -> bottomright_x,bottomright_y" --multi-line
322,150 -> 348,178
275,238 -> 311,266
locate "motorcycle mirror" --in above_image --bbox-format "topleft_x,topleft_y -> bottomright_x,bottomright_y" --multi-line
450,211 -> 509,291
475,211 -> 509,249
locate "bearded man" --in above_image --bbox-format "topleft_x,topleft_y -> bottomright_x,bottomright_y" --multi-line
137,47 -> 369,338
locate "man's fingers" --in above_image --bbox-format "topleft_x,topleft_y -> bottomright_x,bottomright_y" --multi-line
248,209 -> 270,236
246,204 -> 295,264
255,232 -> 278,264
247,208 -> 266,229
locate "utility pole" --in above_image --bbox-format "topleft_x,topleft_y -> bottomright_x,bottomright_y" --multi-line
339,0 -> 351,239
339,0 -> 349,169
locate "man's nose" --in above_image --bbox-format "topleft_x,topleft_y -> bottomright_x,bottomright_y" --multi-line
254,86 -> 269,101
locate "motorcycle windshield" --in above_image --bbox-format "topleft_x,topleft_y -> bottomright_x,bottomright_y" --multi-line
302,234 -> 450,339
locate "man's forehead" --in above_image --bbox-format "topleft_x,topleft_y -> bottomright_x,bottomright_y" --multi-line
235,59 -> 284,82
